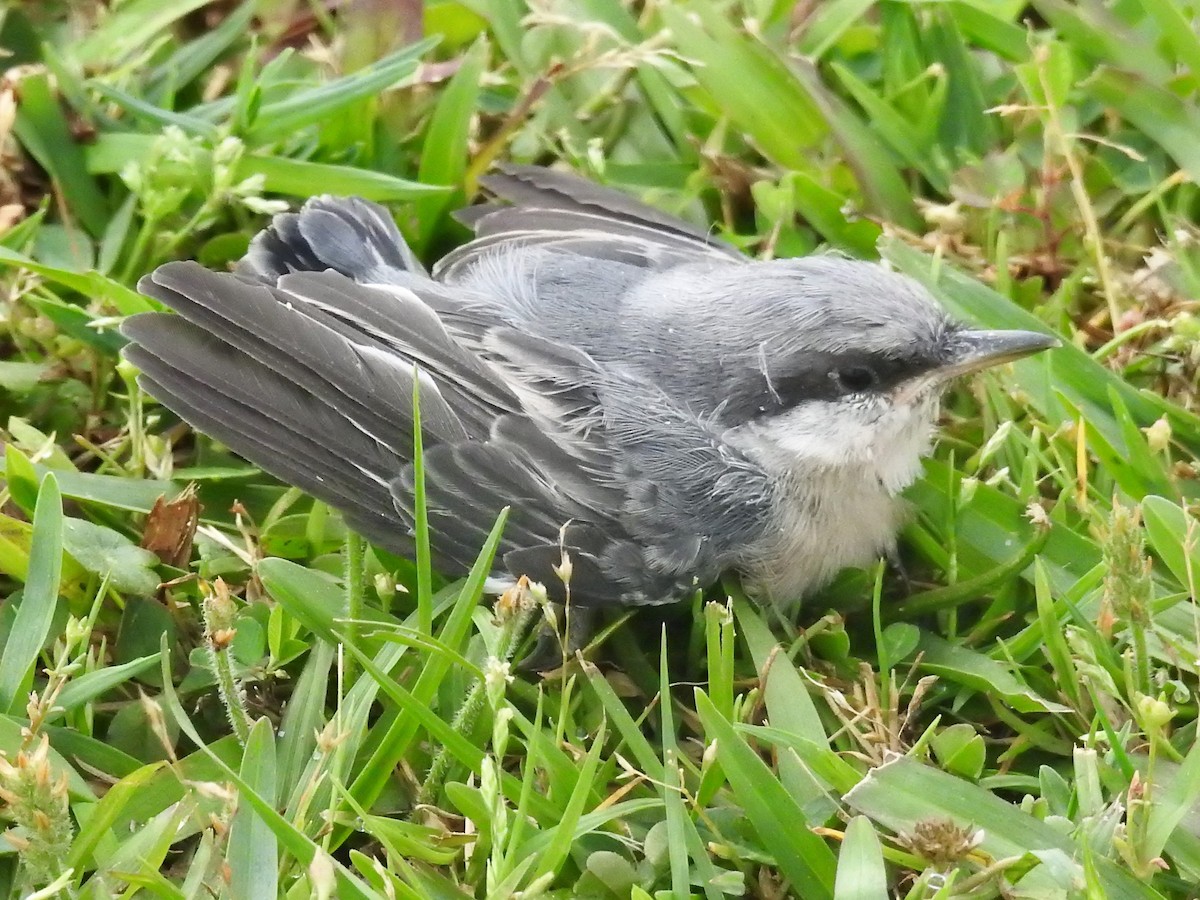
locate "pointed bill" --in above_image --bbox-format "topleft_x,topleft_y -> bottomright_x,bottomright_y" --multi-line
937,329 -> 1059,380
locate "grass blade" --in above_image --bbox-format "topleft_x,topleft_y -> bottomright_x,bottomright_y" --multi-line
155,639 -> 384,900
55,652 -> 162,712
73,0 -> 212,65
12,71 -> 109,236
412,371 -> 433,636
659,635 -> 725,900
411,39 -> 489,248
0,473 -> 63,715
276,640 -> 334,790
343,509 -> 509,835
844,755 -> 1165,900
228,718 -> 279,900
695,689 -> 837,900
834,816 -> 888,900
1087,67 -> 1200,187
529,718 -> 608,884
246,37 -> 440,141
65,761 -> 168,875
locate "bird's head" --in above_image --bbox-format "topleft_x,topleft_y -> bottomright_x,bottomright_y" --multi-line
709,256 -> 1057,490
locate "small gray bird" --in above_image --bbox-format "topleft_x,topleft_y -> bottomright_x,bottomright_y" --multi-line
121,165 -> 1055,646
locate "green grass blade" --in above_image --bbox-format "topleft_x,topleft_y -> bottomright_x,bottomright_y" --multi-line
1033,0 -> 1172,82
830,62 -> 949,193
0,473 -> 63,715
66,761 -> 167,873
695,689 -> 837,900
1132,0 -> 1200,74
891,528 -> 1049,618
411,371 -> 433,636
72,0 -> 212,65
82,133 -> 449,202
916,633 -> 1070,714
581,659 -> 663,778
343,509 -> 509,835
787,58 -> 920,227
845,755 -> 1166,900
240,154 -> 449,201
659,634 -> 690,899
258,559 -> 396,642
411,38 -> 489,248
145,0 -> 260,101
5,442 -> 40,515
277,640 -> 334,790
55,652 -> 162,712
733,598 -> 827,743
245,36 -> 441,141
1033,559 -> 1084,712
12,71 -> 109,236
948,1 -> 1031,60
1087,67 -> 1200,187
529,717 -> 608,885
796,0 -> 878,59
155,640 -> 385,900
0,244 -> 152,316
660,5 -> 827,167
341,639 -> 486,772
1141,497 -> 1200,591
87,80 -> 219,137
1146,733 -> 1200,864
834,816 -> 888,900
659,635 -> 725,900
228,718 -> 279,900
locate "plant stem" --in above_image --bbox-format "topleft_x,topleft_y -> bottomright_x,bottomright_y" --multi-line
202,581 -> 252,746
343,531 -> 366,684
417,599 -> 538,805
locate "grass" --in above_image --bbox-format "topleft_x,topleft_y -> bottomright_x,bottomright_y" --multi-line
0,0 -> 1199,896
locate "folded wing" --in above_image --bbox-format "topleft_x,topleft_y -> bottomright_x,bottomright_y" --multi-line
122,173 -> 770,607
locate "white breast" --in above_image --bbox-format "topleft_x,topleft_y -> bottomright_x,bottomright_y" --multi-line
741,469 -> 906,606
727,392 -> 940,608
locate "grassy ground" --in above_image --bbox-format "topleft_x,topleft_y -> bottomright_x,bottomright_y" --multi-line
1,0 -> 1199,897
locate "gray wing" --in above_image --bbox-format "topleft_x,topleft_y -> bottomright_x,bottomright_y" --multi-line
435,163 -> 743,280
122,256 -> 770,606
477,326 -> 775,602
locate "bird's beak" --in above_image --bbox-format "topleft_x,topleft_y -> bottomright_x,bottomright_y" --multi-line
936,329 -> 1060,381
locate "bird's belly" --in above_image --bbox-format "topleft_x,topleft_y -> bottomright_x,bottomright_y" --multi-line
741,475 -> 904,608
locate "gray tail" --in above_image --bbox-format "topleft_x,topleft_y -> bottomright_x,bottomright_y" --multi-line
237,195 -> 427,284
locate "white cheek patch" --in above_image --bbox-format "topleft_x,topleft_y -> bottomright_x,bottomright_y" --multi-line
751,401 -> 880,467
733,394 -> 941,494
872,395 -> 940,493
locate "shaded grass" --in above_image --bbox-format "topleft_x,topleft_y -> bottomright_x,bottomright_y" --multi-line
0,0 -> 1199,897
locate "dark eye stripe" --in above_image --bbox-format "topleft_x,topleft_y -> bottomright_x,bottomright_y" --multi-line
720,349 -> 944,425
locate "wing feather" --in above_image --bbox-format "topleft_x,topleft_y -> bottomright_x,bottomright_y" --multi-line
438,165 -> 742,280
477,164 -> 731,246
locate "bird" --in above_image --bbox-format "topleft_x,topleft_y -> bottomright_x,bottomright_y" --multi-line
120,164 -> 1056,655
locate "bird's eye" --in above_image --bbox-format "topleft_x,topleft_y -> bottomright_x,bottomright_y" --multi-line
835,366 -> 877,393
